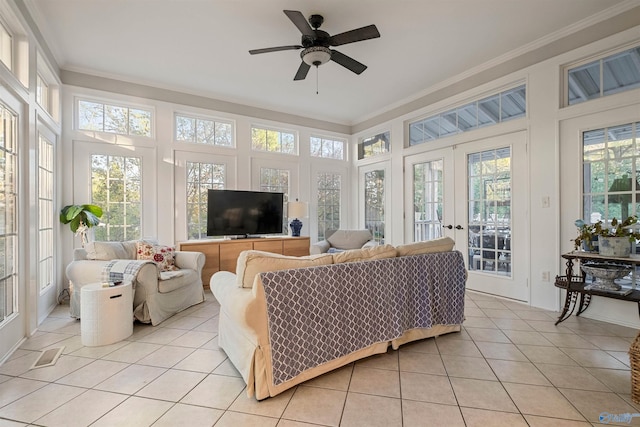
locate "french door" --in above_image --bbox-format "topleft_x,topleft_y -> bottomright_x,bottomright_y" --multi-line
0,88 -> 25,362
405,131 -> 529,301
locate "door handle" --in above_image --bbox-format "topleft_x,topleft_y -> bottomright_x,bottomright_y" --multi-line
455,225 -> 464,230
442,224 -> 453,229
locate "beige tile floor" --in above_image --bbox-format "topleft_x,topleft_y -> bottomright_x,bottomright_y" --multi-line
1,290 -> 640,426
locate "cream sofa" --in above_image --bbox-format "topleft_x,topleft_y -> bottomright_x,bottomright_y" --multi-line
210,237 -> 466,400
66,240 -> 205,325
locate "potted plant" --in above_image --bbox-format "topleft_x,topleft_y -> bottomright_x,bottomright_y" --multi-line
574,215 -> 640,257
60,204 -> 103,247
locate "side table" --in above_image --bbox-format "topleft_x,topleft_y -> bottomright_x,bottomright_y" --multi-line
81,282 -> 133,346
554,251 -> 640,325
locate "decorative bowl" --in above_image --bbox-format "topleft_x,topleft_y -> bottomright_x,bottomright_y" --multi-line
581,263 -> 632,291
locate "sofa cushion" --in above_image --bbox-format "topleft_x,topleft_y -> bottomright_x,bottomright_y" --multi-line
396,237 -> 455,256
326,229 -> 372,250
136,241 -> 179,272
236,250 -> 334,289
332,244 -> 397,264
85,240 -> 137,260
158,269 -> 198,293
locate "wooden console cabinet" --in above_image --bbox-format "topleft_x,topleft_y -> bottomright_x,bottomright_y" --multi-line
178,237 -> 310,289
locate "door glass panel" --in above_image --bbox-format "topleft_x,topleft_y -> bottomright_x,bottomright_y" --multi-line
413,160 -> 443,241
0,103 -> 17,324
468,147 -> 512,276
364,169 -> 385,243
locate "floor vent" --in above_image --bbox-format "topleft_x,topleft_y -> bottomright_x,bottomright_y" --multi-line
30,346 -> 64,369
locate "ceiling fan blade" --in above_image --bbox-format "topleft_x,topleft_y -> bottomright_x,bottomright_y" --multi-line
294,61 -> 311,81
329,24 -> 380,46
249,45 -> 302,55
284,10 -> 314,37
330,50 -> 367,75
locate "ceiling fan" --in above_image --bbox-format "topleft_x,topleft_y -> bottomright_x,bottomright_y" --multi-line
249,10 -> 380,81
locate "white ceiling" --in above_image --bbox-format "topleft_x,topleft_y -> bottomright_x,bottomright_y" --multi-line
25,0 -> 632,126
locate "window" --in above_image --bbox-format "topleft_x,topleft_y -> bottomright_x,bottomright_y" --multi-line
91,154 -> 142,241
0,103 -> 17,324
260,167 -> 289,232
317,172 -> 341,240
38,134 -> 54,293
364,169 -> 385,243
186,162 -> 225,239
0,22 -> 11,71
175,114 -> 233,147
408,84 -> 526,146
310,136 -> 345,160
358,131 -> 390,160
251,126 -> 296,154
413,160 -> 443,242
567,45 -> 640,106
78,99 -> 152,137
582,122 -> 640,223
36,74 -> 48,111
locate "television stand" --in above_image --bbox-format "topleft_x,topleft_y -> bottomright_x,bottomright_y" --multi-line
178,236 -> 310,289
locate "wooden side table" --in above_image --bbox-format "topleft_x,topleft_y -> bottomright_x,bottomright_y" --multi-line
554,251 -> 640,325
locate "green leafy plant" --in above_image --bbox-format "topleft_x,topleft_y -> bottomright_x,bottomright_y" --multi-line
573,215 -> 640,250
59,204 -> 103,233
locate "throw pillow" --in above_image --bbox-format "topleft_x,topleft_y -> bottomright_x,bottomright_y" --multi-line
326,229 -> 373,250
395,236 -> 455,257
136,241 -> 178,271
332,244 -> 397,263
236,250 -> 334,288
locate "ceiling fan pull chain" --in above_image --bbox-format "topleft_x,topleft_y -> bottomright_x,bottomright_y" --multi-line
316,66 -> 319,95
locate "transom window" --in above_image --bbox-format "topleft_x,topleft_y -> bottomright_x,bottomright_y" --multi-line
409,84 -> 526,146
36,74 -> 48,111
358,131 -> 390,160
310,136 -> 345,160
91,154 -> 142,241
582,122 -> 640,223
186,162 -> 225,239
317,172 -> 341,240
0,22 -> 12,71
176,114 -> 233,147
251,126 -> 296,154
78,99 -> 152,137
567,44 -> 640,106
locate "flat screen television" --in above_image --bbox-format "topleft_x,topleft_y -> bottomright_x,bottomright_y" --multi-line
206,189 -> 284,237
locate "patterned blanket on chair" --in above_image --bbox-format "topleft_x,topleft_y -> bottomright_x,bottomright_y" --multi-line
102,259 -> 157,288
260,251 -> 467,386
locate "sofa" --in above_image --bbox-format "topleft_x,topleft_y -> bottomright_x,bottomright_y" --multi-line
210,237 -> 466,400
309,229 -> 377,254
66,240 -> 206,325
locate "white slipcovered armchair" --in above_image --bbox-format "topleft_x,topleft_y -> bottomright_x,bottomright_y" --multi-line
310,229 -> 377,255
66,240 -> 205,325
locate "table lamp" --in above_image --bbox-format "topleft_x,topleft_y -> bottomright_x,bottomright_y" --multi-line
288,199 -> 308,237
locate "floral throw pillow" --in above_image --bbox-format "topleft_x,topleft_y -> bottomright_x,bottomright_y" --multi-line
136,241 -> 178,271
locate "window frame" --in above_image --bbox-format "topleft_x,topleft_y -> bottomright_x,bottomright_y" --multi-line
250,124 -> 298,155
174,112 -> 235,148
75,97 -> 155,139
563,41 -> 640,107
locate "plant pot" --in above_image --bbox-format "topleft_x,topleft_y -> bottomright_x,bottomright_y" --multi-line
598,236 -> 631,257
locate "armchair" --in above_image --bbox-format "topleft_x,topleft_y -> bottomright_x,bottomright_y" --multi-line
66,240 -> 205,325
310,229 -> 377,255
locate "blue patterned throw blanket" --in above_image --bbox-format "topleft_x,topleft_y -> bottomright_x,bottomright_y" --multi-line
260,251 -> 467,386
102,259 -> 157,288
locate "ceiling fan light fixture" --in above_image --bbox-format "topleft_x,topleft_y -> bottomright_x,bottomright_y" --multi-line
301,46 -> 331,67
